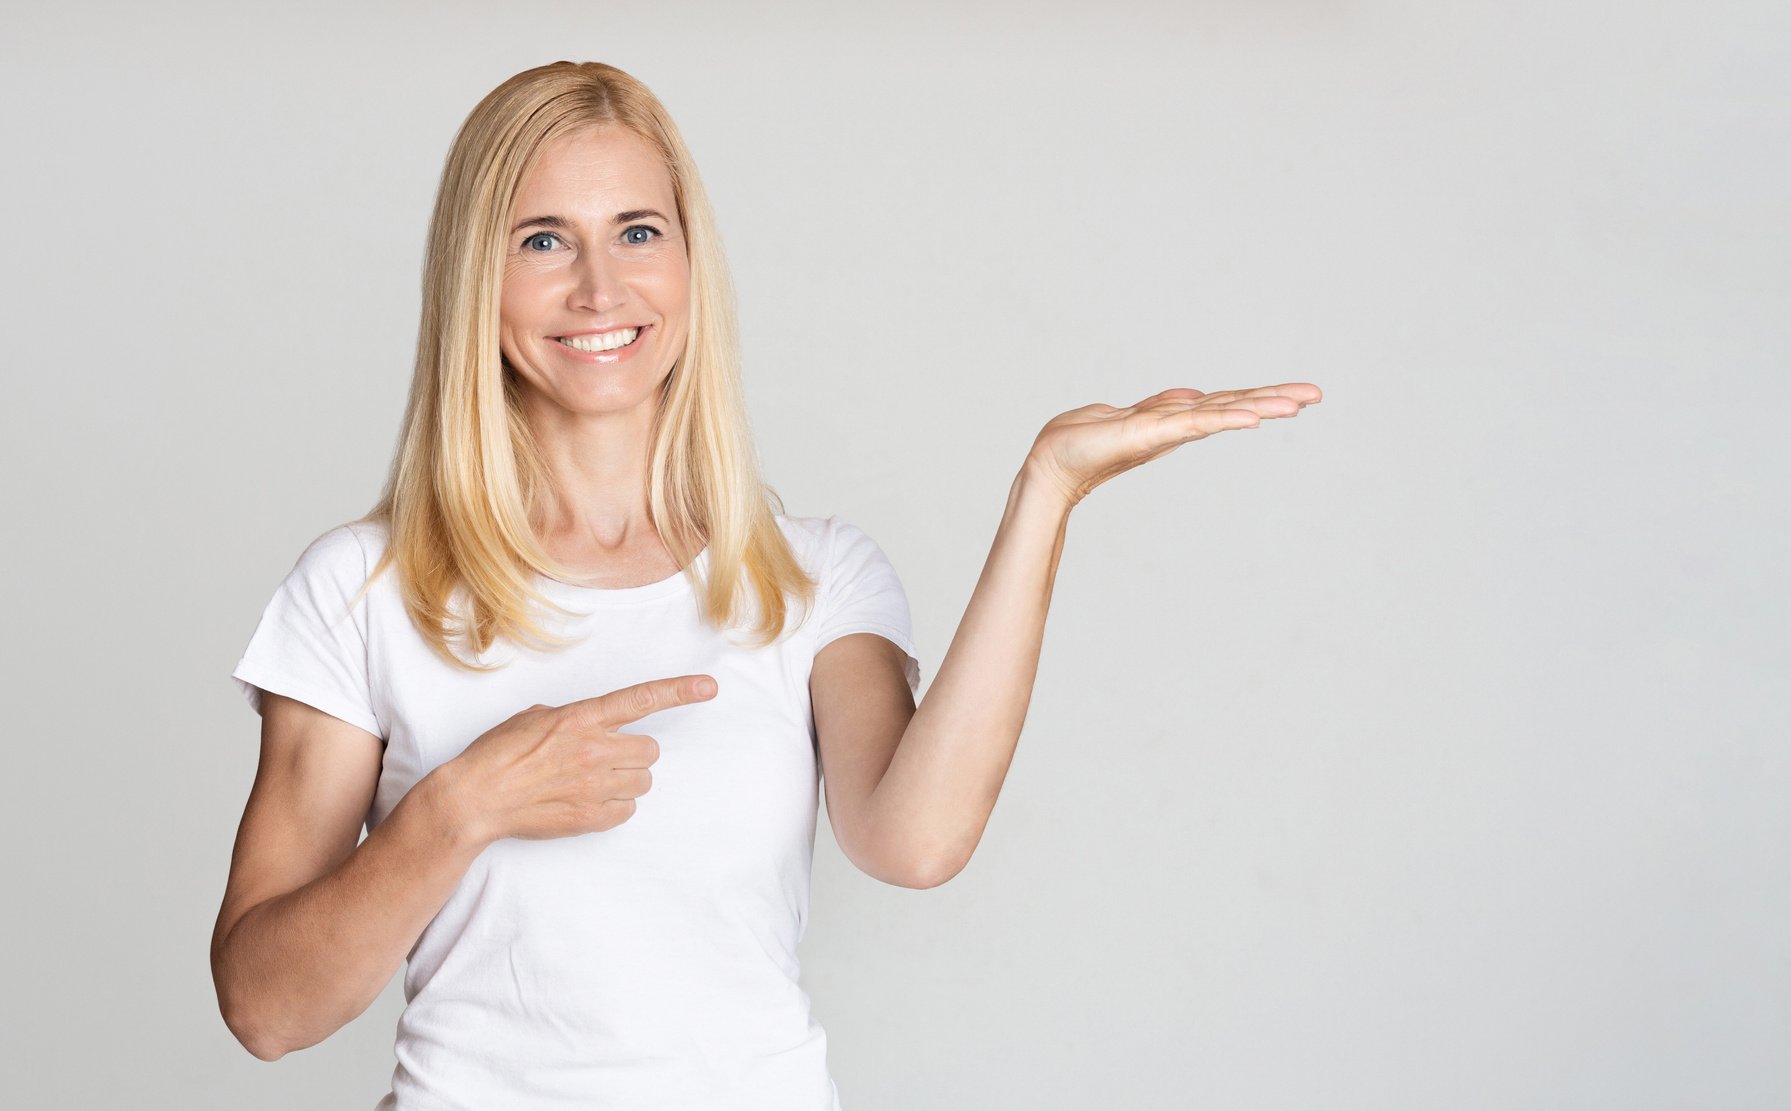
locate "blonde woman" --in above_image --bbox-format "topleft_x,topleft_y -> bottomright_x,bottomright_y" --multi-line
210,61 -> 1321,1110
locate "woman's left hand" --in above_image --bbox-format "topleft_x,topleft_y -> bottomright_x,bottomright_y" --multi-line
1024,383 -> 1323,508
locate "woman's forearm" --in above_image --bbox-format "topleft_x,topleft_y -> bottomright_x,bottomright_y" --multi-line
213,769 -> 488,1060
868,459 -> 1074,885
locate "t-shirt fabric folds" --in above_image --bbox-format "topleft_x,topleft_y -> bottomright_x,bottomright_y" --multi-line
229,513 -> 920,1111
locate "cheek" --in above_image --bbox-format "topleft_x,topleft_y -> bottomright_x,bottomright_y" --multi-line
501,270 -> 554,319
498,288 -> 524,333
641,261 -> 691,317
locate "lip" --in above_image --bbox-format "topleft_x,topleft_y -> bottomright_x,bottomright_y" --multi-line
553,324 -> 649,337
550,323 -> 651,364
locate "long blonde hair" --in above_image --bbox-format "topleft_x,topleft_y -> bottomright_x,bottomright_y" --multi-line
352,60 -> 816,669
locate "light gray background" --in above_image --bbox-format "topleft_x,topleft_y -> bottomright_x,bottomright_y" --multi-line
2,2 -> 1785,1108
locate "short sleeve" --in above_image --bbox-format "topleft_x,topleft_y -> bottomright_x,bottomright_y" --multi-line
230,524 -> 384,738
813,516 -> 922,697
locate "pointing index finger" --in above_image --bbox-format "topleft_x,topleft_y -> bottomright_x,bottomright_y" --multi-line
563,674 -> 718,730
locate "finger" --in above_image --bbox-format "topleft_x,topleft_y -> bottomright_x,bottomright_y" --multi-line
608,767 -> 654,800
563,674 -> 718,730
1233,395 -> 1304,417
1172,407 -> 1266,434
605,732 -> 661,768
1164,395 -> 1305,421
1130,387 -> 1207,410
1155,395 -> 1300,425
1176,383 -> 1322,409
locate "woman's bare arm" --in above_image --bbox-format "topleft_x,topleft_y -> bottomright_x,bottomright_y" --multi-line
210,693 -> 485,1061
833,385 -> 1321,883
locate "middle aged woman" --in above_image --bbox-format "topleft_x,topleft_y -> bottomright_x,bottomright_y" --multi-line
213,59 -> 1322,1110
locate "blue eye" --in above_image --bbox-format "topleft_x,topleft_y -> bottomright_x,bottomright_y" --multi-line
520,226 -> 662,252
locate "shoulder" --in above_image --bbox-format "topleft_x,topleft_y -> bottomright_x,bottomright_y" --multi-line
773,513 -> 905,596
288,519 -> 385,588
772,512 -> 834,569
772,513 -> 885,573
773,512 -> 831,545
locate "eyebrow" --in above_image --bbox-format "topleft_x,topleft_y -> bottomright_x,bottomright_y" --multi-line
510,210 -> 671,234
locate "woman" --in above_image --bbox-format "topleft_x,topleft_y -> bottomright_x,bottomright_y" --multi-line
210,61 -> 1320,1110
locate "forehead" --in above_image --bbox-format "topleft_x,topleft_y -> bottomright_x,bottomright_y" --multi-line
512,127 -> 675,218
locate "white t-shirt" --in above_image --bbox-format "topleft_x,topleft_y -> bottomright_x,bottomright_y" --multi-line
230,512 -> 921,1111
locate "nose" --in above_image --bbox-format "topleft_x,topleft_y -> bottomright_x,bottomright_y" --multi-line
568,246 -> 626,314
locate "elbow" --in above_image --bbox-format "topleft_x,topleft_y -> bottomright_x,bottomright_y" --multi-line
852,845 -> 964,890
219,1000 -> 290,1062
244,1035 -> 291,1064
841,819 -> 972,889
213,956 -> 365,1061
900,852 -> 968,890
213,921 -> 278,1061
213,950 -> 290,1062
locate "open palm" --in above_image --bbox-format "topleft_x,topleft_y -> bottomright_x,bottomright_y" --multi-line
1026,384 -> 1323,507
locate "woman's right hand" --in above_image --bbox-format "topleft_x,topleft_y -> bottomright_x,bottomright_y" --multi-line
434,674 -> 719,844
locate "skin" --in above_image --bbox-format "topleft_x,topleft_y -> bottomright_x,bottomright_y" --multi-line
814,385 -> 1323,888
430,125 -> 720,852
498,124 -> 692,584
209,127 -> 717,1060
467,123 -> 1329,884
210,124 -> 1325,1062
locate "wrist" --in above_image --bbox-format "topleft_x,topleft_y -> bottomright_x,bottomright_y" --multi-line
1017,454 -> 1082,514
417,760 -> 494,855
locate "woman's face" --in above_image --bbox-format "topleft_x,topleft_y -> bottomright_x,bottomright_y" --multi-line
499,126 -> 690,418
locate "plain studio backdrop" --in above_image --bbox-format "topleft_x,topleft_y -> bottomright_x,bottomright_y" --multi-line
2,2 -> 1785,1108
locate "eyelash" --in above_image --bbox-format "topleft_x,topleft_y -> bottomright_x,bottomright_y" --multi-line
521,225 -> 662,252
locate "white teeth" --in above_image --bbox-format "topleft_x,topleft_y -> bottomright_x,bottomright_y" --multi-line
557,327 -> 640,352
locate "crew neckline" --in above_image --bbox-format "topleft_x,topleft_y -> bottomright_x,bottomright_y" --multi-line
536,546 -> 710,604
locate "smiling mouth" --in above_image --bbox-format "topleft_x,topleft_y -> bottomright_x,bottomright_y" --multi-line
554,325 -> 649,353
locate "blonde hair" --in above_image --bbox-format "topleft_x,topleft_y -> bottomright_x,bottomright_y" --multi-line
351,60 -> 816,670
